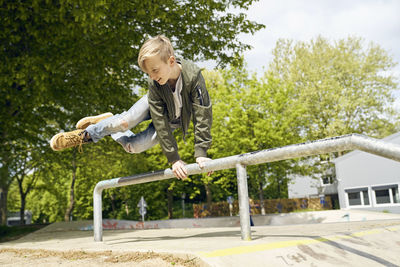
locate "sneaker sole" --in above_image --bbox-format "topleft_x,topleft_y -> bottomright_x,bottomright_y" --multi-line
50,132 -> 64,151
76,112 -> 113,129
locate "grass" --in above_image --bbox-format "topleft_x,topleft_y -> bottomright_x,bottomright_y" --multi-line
0,224 -> 47,243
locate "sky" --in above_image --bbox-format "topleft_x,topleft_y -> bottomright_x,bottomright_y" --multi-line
199,0 -> 400,85
198,0 -> 400,109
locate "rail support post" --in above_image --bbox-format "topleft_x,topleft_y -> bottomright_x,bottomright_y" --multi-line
93,185 -> 103,242
236,163 -> 251,241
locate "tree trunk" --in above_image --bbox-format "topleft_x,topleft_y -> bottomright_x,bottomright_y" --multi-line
258,181 -> 266,215
0,186 -> 8,225
125,202 -> 129,216
167,188 -> 173,219
16,167 -> 38,225
19,195 -> 26,225
277,179 -> 281,199
64,178 -> 75,221
64,149 -> 77,222
17,178 -> 26,225
204,183 -> 212,212
0,151 -> 11,226
109,193 -> 117,213
258,167 -> 266,215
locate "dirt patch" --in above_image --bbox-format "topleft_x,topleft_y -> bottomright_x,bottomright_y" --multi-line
0,248 -> 202,267
341,236 -> 372,247
297,244 -> 328,261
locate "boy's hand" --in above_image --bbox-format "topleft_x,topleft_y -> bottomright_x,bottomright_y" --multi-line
196,157 -> 213,176
172,160 -> 188,180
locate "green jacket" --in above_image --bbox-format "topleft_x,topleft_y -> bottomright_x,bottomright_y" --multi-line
147,59 -> 212,163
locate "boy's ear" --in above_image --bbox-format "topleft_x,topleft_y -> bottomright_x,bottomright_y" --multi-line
168,56 -> 176,66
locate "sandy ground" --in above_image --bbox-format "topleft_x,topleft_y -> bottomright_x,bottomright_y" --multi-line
0,247 -> 199,267
0,220 -> 203,266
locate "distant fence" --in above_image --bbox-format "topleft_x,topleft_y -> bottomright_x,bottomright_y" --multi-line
193,197 -> 332,218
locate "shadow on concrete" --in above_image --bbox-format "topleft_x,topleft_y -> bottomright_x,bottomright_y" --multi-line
105,230 -> 245,244
4,230 -> 93,244
309,235 -> 398,267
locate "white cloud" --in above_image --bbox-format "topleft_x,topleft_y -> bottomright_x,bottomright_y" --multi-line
236,0 -> 400,75
198,0 -> 400,97
197,0 -> 400,111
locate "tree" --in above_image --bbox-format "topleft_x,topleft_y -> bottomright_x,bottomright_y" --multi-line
64,148 -> 77,222
0,0 -> 264,224
268,36 -> 399,141
267,36 -> 399,189
14,150 -> 41,225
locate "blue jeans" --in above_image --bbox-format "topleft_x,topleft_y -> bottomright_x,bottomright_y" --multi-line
85,95 -> 178,153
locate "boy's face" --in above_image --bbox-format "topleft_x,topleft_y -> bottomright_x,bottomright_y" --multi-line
144,54 -> 174,85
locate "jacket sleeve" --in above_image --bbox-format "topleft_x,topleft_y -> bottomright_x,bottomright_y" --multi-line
191,72 -> 212,158
147,83 -> 181,163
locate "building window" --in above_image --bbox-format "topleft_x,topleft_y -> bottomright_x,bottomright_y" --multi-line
345,188 -> 369,206
348,192 -> 361,206
375,189 -> 390,204
372,185 -> 399,205
322,175 -> 334,185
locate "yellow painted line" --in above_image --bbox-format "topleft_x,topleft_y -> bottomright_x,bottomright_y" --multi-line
200,238 -> 320,257
350,229 -> 382,237
199,225 -> 400,258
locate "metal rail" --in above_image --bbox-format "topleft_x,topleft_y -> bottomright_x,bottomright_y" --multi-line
93,134 -> 400,242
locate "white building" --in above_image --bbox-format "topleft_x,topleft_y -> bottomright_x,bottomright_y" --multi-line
334,132 -> 400,213
7,210 -> 32,226
288,132 -> 400,213
288,161 -> 339,208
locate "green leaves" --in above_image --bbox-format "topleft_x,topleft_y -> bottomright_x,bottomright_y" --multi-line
269,36 -> 399,141
1,0 -> 264,224
6,1 -> 398,224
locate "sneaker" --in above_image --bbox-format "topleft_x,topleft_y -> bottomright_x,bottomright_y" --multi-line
75,112 -> 113,129
50,129 -> 90,151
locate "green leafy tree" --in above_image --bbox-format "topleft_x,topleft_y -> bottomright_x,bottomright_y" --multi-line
269,36 -> 399,141
0,0 -> 264,224
13,149 -> 40,224
267,36 -> 399,181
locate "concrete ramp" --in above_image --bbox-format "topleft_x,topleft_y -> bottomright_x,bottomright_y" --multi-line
40,209 -> 400,231
1,210 -> 400,266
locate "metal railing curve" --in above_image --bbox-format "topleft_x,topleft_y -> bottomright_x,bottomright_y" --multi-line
93,133 -> 400,242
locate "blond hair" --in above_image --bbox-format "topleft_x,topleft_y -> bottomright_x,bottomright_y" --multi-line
138,35 -> 175,72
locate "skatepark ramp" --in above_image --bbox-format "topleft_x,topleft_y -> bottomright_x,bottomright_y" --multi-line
93,134 -> 400,242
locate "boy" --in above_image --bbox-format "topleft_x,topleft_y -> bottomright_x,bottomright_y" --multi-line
50,35 -> 212,179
